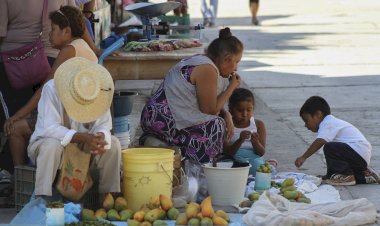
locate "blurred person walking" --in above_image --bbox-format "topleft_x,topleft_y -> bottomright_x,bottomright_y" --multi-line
250,0 -> 259,25
201,0 -> 218,27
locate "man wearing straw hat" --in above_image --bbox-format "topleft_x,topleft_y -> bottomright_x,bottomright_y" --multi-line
27,57 -> 121,198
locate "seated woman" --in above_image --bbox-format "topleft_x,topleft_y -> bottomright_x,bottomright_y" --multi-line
139,27 -> 243,164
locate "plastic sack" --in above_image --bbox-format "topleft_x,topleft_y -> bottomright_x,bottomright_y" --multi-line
243,191 -> 377,226
184,159 -> 208,202
10,197 -> 46,225
64,202 -> 81,223
172,159 -> 204,207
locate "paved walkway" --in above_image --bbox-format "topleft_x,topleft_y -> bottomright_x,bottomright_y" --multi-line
1,0 -> 380,224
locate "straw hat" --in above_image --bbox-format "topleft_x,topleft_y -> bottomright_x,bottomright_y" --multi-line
54,57 -> 114,123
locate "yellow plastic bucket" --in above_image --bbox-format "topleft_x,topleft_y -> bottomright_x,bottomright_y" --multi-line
122,148 -> 174,211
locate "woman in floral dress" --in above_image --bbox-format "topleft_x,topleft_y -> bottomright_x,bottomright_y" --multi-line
140,27 -> 243,164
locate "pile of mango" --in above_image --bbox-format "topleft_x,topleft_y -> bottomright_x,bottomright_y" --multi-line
175,196 -> 230,226
81,193 -> 130,221
239,192 -> 261,208
80,194 -> 231,225
280,178 -> 311,204
256,162 -> 272,174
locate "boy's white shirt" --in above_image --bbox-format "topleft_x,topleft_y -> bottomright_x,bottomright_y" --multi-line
29,79 -> 112,149
230,116 -> 257,149
317,115 -> 371,165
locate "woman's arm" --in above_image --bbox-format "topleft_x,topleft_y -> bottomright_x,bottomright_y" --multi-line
192,65 -> 240,115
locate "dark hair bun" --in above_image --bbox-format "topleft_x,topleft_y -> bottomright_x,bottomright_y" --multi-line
219,27 -> 232,39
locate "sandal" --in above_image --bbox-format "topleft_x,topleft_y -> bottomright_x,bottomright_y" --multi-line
266,159 -> 278,168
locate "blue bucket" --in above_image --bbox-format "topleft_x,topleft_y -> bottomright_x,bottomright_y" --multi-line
254,172 -> 271,192
113,91 -> 138,117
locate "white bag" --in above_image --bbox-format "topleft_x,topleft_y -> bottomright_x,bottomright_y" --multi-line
243,191 -> 377,226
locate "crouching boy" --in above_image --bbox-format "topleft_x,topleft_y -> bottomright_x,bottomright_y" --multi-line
294,96 -> 379,185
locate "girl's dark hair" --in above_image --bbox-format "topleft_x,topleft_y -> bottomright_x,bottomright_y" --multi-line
49,6 -> 85,38
228,88 -> 254,110
299,96 -> 331,117
206,27 -> 244,60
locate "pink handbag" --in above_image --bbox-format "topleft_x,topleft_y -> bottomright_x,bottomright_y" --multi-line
0,0 -> 50,89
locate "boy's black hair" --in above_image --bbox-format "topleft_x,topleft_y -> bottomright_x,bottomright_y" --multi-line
299,96 -> 331,117
228,88 -> 254,110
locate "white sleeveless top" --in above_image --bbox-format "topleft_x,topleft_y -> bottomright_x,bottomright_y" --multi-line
68,39 -> 97,62
164,55 -> 229,130
230,116 -> 257,149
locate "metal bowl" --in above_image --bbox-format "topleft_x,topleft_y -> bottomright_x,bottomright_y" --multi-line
124,2 -> 181,18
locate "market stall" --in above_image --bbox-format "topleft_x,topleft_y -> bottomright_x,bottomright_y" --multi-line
102,45 -> 205,80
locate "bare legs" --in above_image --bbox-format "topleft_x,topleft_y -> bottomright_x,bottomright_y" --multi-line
250,1 -> 259,25
8,119 -> 32,166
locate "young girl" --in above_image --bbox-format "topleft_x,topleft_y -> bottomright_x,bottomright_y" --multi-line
224,88 -> 273,175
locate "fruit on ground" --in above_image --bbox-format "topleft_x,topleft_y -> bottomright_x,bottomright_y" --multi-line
175,213 -> 188,225
200,217 -> 213,226
215,210 -> 230,222
120,209 -> 134,221
159,194 -> 173,211
94,208 -> 107,219
115,196 -> 128,211
103,193 -> 115,211
200,196 -> 214,218
82,208 -> 96,221
107,209 -> 121,221
188,218 -> 200,226
212,216 -> 228,226
167,207 -> 179,220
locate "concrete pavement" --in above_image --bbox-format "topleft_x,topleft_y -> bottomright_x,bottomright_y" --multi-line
1,0 -> 380,224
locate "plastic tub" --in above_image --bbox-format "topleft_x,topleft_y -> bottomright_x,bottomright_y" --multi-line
122,148 -> 174,211
202,163 -> 250,206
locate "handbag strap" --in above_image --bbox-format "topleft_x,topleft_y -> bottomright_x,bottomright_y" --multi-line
40,0 -> 48,35
0,91 -> 9,120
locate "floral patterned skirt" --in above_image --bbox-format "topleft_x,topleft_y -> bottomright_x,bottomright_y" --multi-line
139,84 -> 225,163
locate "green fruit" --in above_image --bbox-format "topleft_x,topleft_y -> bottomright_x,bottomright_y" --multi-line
283,191 -> 298,200
167,207 -> 179,220
120,209 -> 134,221
248,192 -> 260,201
128,219 -> 141,226
188,218 -> 200,226
297,197 -> 311,204
107,209 -> 121,221
280,185 -> 297,193
153,220 -> 168,226
281,178 -> 295,188
200,217 -> 213,226
81,208 -> 96,221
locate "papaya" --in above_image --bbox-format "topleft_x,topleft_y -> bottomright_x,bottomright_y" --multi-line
280,185 -> 297,193
297,197 -> 311,204
281,178 -> 295,188
283,190 -> 298,200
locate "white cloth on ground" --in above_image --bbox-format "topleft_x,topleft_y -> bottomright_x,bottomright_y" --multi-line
243,191 -> 377,226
